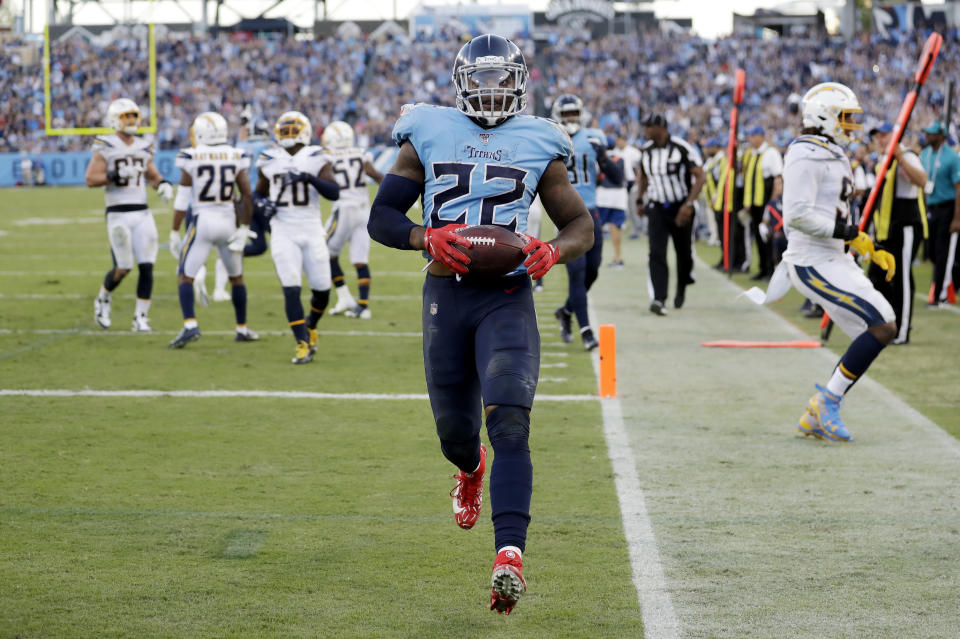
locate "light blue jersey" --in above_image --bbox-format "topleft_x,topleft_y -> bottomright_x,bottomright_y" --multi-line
237,137 -> 272,177
393,104 -> 572,233
566,127 -> 605,210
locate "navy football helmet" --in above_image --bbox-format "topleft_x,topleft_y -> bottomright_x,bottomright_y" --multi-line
551,94 -> 584,136
453,34 -> 528,127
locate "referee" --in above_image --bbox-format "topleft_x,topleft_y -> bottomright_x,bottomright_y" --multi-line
637,113 -> 705,315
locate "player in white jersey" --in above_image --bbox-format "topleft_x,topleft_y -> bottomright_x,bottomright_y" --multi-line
168,112 -> 258,348
322,121 -> 384,319
86,98 -> 174,332
778,83 -> 897,442
255,111 -> 341,364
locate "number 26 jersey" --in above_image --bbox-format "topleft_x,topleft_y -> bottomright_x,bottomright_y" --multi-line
175,144 -> 250,219
392,104 -> 572,233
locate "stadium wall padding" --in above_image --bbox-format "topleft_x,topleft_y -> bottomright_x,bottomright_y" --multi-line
0,151 -> 181,187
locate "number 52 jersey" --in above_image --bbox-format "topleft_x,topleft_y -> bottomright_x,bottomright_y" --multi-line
392,104 -> 573,233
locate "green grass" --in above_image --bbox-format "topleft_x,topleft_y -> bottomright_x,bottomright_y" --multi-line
697,243 -> 960,436
0,187 -> 642,638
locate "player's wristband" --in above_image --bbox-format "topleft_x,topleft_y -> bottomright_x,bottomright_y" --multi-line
368,174 -> 422,250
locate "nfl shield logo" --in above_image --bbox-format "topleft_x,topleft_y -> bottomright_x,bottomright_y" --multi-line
478,133 -> 493,144
430,303 -> 438,316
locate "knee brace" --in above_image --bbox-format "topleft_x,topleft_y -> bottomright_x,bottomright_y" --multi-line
486,406 -> 530,454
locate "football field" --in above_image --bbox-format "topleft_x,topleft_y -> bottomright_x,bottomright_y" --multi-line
2,187 -> 959,637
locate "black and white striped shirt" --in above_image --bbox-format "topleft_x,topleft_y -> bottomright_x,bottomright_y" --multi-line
639,136 -> 703,204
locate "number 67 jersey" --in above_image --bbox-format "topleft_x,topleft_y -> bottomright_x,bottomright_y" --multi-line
392,103 -> 573,233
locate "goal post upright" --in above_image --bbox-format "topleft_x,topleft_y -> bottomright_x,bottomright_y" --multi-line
44,22 -> 157,136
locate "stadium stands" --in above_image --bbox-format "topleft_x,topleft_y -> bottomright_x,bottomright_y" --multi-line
2,27 -> 958,154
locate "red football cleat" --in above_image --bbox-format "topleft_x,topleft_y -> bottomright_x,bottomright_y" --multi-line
489,548 -> 526,615
450,444 -> 486,530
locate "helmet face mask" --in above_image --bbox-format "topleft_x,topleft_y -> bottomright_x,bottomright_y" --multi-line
107,98 -> 141,135
453,35 -> 528,127
551,94 -> 584,136
275,111 -> 312,149
801,82 -> 863,145
321,120 -> 355,149
190,112 -> 229,146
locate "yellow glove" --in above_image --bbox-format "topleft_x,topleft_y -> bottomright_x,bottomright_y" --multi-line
872,249 -> 896,282
846,231 -> 875,258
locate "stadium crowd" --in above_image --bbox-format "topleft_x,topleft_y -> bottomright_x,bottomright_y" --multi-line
2,26 -> 959,154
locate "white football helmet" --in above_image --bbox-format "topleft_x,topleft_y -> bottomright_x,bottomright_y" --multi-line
274,111 -> 312,148
801,82 -> 863,145
190,112 -> 229,146
551,94 -> 584,136
321,120 -> 355,149
106,98 -> 141,135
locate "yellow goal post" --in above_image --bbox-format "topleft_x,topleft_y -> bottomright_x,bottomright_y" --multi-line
43,23 -> 157,136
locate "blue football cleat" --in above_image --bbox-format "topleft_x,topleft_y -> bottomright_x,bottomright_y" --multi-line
168,326 -> 201,349
808,384 -> 853,442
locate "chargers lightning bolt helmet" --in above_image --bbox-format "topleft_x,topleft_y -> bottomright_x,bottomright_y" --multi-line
190,112 -> 229,146
274,111 -> 312,148
453,34 -> 528,127
106,98 -> 141,135
801,82 -> 863,145
321,120 -> 355,149
551,94 -> 585,136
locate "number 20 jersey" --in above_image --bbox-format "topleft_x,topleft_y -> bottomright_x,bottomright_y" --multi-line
175,144 -> 250,218
392,104 -> 573,233
257,145 -> 333,224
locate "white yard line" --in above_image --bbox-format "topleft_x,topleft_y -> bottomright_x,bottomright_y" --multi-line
0,388 -> 597,402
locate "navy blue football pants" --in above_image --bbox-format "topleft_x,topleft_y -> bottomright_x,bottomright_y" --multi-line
564,209 -> 603,329
422,273 -> 539,551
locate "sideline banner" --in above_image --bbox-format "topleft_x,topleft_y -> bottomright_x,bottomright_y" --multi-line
0,150 -> 181,187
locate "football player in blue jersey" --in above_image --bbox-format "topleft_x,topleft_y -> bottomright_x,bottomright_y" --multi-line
549,94 -> 623,350
367,34 -> 595,615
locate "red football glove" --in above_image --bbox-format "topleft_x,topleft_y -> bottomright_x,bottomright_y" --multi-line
423,224 -> 471,275
518,233 -> 559,280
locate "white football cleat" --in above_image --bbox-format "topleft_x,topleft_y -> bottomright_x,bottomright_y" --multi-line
131,313 -> 152,332
94,294 -> 112,329
329,294 -> 356,315
212,288 -> 231,302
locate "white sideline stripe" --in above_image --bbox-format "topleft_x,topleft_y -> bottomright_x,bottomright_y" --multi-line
0,389 -> 597,402
589,329 -> 679,638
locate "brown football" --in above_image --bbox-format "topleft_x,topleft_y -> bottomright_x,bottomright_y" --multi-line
453,225 -> 528,276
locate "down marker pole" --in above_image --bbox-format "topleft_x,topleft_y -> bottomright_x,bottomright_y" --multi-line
598,324 -> 617,398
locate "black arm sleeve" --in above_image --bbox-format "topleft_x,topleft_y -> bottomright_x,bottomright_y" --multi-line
302,173 -> 340,201
368,174 -> 423,250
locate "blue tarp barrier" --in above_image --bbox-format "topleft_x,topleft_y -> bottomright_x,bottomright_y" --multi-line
0,150 -> 182,187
